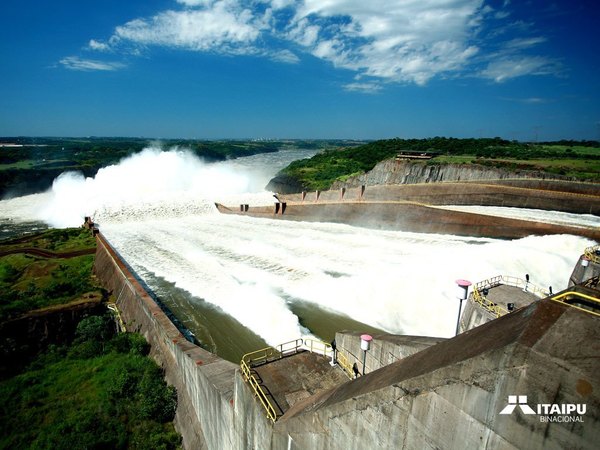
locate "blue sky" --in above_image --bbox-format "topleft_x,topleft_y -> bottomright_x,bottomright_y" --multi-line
1,0 -> 599,140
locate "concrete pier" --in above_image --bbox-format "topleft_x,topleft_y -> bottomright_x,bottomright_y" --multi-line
215,200 -> 600,240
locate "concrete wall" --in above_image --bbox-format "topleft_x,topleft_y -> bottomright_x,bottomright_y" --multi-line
217,201 -> 600,241
93,234 -> 274,450
460,298 -> 495,333
283,181 -> 600,216
334,332 -> 445,376
276,300 -> 600,450
569,254 -> 600,287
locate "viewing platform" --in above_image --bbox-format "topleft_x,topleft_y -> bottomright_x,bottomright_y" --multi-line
240,339 -> 348,422
460,275 -> 549,332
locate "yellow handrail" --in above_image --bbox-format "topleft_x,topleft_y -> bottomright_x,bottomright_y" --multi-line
240,359 -> 278,422
277,338 -> 303,356
584,245 -> 600,264
241,347 -> 282,368
475,275 -> 548,299
240,337 -> 335,423
550,290 -> 600,317
336,351 -> 354,379
471,288 -> 509,318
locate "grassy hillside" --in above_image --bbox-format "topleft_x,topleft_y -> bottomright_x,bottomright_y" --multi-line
0,315 -> 181,449
0,228 -> 182,449
277,138 -> 600,191
0,229 -> 99,322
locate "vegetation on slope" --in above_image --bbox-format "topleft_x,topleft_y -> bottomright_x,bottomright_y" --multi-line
0,228 -> 99,322
277,137 -> 600,191
0,314 -> 180,450
0,228 -> 181,449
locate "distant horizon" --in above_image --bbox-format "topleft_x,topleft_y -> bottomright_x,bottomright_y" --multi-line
1,135 -> 598,144
1,1 -> 599,141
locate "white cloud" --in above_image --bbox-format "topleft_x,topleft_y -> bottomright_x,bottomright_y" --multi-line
501,96 -> 553,104
285,0 -> 485,84
113,6 -> 261,52
505,36 -> 546,49
78,0 -> 556,86
270,49 -> 300,63
59,56 -> 125,71
176,0 -> 214,6
343,81 -> 382,93
481,56 -> 557,82
88,39 -> 110,51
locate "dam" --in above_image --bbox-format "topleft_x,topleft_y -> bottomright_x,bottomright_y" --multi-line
93,227 -> 600,449
3,148 -> 599,448
90,176 -> 600,449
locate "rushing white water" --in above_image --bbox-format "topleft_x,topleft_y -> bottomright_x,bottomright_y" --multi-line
0,147 -> 596,346
439,205 -> 600,230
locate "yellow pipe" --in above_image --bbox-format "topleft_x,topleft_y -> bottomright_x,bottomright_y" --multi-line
550,291 -> 600,317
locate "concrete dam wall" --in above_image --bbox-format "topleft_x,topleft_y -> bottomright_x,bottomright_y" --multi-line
93,233 -> 275,450
93,229 -> 599,450
217,200 -> 600,241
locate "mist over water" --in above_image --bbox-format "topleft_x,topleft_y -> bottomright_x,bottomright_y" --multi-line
0,146 -> 595,350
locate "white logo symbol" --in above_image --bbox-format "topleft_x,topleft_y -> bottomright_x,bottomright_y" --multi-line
500,395 -> 536,415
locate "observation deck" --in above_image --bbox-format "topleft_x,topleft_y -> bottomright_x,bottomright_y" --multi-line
460,275 -> 549,332
240,339 -> 349,422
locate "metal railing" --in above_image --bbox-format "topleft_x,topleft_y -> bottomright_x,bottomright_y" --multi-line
240,337 -> 336,422
107,302 -> 127,332
276,338 -> 304,357
471,275 -> 550,318
550,290 -> 600,317
240,357 -> 278,423
303,338 -> 333,358
584,245 -> 600,264
475,275 -> 549,299
471,288 -> 509,318
242,346 -> 282,368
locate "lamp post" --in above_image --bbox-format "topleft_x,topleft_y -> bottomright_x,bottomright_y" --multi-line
360,334 -> 372,376
455,279 -> 472,335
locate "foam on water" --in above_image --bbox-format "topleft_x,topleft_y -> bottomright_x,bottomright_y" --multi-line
102,216 -> 589,343
0,146 -> 595,345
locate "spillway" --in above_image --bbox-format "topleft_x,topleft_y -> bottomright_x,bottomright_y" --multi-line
1,147 -> 597,362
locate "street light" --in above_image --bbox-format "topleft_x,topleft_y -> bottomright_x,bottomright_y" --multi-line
360,334 -> 373,376
455,279 -> 472,335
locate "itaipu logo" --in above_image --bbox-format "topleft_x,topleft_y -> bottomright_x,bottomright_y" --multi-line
500,395 -> 586,423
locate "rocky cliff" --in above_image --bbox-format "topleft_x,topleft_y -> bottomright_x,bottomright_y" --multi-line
331,159 -> 572,190
266,158 -> 577,194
